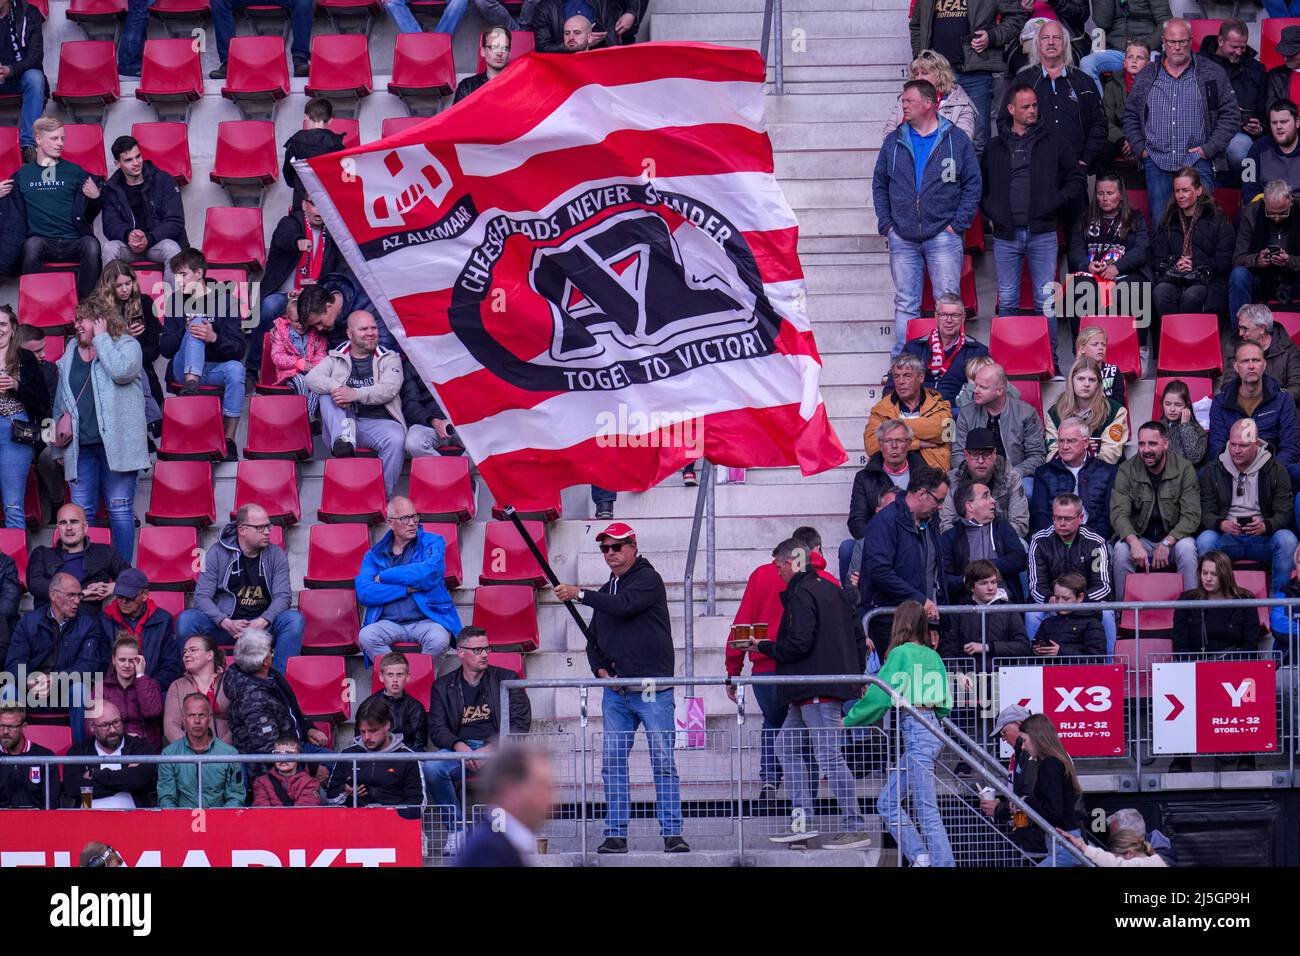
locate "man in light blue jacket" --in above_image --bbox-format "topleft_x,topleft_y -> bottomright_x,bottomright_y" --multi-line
355,495 -> 462,661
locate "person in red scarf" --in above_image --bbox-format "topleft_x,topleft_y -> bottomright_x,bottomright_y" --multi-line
898,293 -> 988,404
98,568 -> 183,691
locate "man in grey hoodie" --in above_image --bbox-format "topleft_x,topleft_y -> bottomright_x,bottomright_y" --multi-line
177,503 -> 305,673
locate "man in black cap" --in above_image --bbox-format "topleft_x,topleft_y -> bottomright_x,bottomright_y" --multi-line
979,704 -> 1039,835
938,427 -> 1030,539
99,567 -> 184,692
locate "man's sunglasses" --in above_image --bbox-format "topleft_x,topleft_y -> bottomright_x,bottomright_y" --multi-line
599,542 -> 627,553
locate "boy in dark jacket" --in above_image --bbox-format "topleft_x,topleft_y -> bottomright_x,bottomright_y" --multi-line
100,135 -> 187,288
282,98 -> 345,209
325,696 -> 425,808
17,116 -> 102,298
159,248 -> 246,455
1032,572 -> 1107,657
941,560 -> 1032,670
362,651 -> 429,751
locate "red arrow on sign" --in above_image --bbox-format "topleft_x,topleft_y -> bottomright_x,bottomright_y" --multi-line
1017,698 -> 1031,707
1165,694 -> 1184,721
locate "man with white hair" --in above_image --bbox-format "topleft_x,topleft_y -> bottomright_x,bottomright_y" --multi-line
222,630 -> 328,774
1223,302 -> 1300,410
1009,20 -> 1106,172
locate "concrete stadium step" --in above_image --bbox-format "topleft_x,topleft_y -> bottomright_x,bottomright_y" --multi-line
776,149 -> 876,180
654,10 -> 908,40
799,234 -> 886,254
764,92 -> 897,123
807,293 -> 895,326
766,63 -> 910,84
796,207 -> 880,237
534,847 -> 883,866
770,121 -> 874,151
726,37 -> 916,69
780,179 -> 870,209
803,257 -> 893,292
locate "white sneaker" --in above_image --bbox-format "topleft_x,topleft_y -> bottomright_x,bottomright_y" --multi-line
913,852 -> 932,867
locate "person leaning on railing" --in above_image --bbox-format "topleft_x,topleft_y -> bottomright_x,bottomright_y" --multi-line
997,714 -> 1086,867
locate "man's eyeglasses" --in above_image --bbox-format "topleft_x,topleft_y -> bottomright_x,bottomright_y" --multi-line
50,589 -> 82,600
388,514 -> 420,525
93,718 -> 123,729
599,543 -> 626,553
240,523 -> 272,533
485,44 -> 510,52
461,645 -> 491,656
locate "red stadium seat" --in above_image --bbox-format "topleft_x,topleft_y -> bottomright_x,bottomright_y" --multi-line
0,528 -> 27,588
135,38 -> 203,119
158,396 -> 226,461
905,317 -> 936,342
244,395 -> 313,460
203,207 -> 266,272
1148,376 -> 1214,426
145,460 -> 216,526
1235,569 -> 1270,629
298,588 -> 361,655
369,652 -> 436,708
136,525 -> 200,590
472,584 -> 539,652
85,525 -> 112,546
990,315 -> 1054,380
1157,314 -> 1223,375
1016,379 -> 1044,419
389,33 -> 456,100
921,254 -> 977,316
67,0 -> 128,37
131,121 -> 192,185
491,491 -> 561,523
318,0 -> 381,30
1187,18 -> 1223,52
318,458 -> 387,524
221,36 -> 290,111
475,29 -> 534,72
204,267 -> 253,321
210,120 -> 278,187
132,267 -> 166,315
285,656 -> 351,721
315,117 -> 360,150
304,35 -> 373,101
963,210 -> 985,254
488,651 -> 524,679
60,124 -> 107,178
255,334 -> 294,395
381,116 -> 427,138
408,456 -> 476,522
151,589 -> 187,618
25,724 -> 72,756
1127,189 -> 1152,228
421,522 -> 463,588
1119,573 -> 1183,633
52,41 -> 120,118
150,0 -> 210,24
1272,311 -> 1300,349
23,467 -> 41,531
0,126 -> 17,177
479,520 -> 548,587
18,273 -> 78,332
1081,315 -> 1141,379
1261,18 -> 1300,71
304,524 -> 371,588
231,459 -> 301,525
1214,187 -> 1241,226
1114,637 -> 1173,698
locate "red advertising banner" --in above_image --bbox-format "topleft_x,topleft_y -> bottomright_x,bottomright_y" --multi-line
999,664 -> 1126,756
1152,659 -> 1277,754
0,809 -> 423,867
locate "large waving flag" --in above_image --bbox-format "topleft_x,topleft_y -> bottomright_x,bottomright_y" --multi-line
296,42 -> 846,506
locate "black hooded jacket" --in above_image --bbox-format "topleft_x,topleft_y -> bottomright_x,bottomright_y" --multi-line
581,555 -> 673,678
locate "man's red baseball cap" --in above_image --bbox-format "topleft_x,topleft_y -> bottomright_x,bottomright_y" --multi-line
596,522 -> 637,543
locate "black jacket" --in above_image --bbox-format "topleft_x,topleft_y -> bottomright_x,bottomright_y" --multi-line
455,826 -> 526,867
939,593 -> 1032,670
26,541 -> 129,610
399,355 -> 446,428
12,346 -> 51,427
101,160 -> 188,248
1202,37 -> 1267,123
1036,609 -> 1107,656
582,555 -> 674,678
1008,66 -> 1107,168
1199,453 -> 1294,536
981,122 -> 1087,238
222,665 -> 312,767
1264,65 -> 1297,130
0,552 -> 20,661
453,71 -> 490,104
427,665 -> 531,751
282,128 -> 346,206
1024,755 -> 1083,830
754,568 -> 867,708
0,0 -> 43,74
860,494 -> 948,611
5,607 -> 105,676
532,0 -> 620,52
61,735 -> 157,808
360,690 -> 429,752
262,211 -> 345,297
939,519 -> 1028,603
1172,592 -> 1259,653
846,450 -> 926,539
324,736 -> 425,807
100,599 -> 183,692
1150,208 -> 1236,280
159,303 -> 246,367
0,188 -> 25,277
1066,211 -> 1150,278
0,740 -> 54,809
1027,526 -> 1112,603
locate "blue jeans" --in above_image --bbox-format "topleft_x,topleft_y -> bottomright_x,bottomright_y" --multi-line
1144,158 -> 1214,233
1226,132 -> 1255,173
211,0 -> 313,62
886,228 -> 963,355
1039,827 -> 1084,867
752,683 -> 787,786
388,0 -> 423,32
171,338 -> 246,419
778,700 -> 866,830
954,70 -> 993,154
601,687 -> 682,838
1195,530 -> 1300,593
247,292 -> 288,374
423,738 -> 486,822
0,413 -> 33,529
433,0 -> 520,33
1079,49 -> 1125,94
71,445 -> 138,562
117,0 -> 155,75
1227,266 -> 1290,325
591,486 -> 616,507
1026,610 -> 1117,657
177,608 -> 306,674
1264,0 -> 1300,15
993,228 -> 1060,366
0,69 -> 46,149
878,710 -> 954,866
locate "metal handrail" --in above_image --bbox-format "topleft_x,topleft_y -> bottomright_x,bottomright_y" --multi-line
760,0 -> 785,95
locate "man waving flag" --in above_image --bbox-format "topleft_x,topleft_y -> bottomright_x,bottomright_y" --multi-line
295,42 -> 845,506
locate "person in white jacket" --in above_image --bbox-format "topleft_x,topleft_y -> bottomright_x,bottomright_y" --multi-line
882,50 -> 978,144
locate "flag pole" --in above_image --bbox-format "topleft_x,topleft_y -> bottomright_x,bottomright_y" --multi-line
502,505 -> 595,643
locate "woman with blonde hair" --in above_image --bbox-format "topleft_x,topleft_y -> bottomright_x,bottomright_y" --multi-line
92,260 -> 164,433
882,50 -> 977,142
1045,356 -> 1128,463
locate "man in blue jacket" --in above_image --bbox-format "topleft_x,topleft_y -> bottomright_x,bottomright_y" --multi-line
100,136 -> 187,289
1029,417 -> 1117,538
355,496 -> 462,661
873,79 -> 981,357
1209,341 -> 1300,485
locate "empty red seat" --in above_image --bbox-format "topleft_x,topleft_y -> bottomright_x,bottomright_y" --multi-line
1119,573 -> 1183,633
231,459 -> 300,525
52,41 -> 120,113
1016,379 -> 1044,419
150,0 -> 210,19
381,116 -> 427,138
990,315 -> 1054,380
205,267 -> 253,322
221,36 -> 290,106
1262,18 -> 1300,71
963,210 -> 984,254
389,33 -> 456,98
145,459 -> 217,525
24,724 -> 72,756
479,519 -> 547,587
285,656 -> 351,720
905,317 -> 937,342
488,651 -> 524,679
135,38 -> 203,112
1127,189 -> 1152,228
255,333 -> 293,396
1081,315 -> 1141,379
1186,18 -> 1223,53
158,396 -> 226,461
151,589 -> 187,618
471,584 -> 539,652
921,254 -> 977,316
85,525 -> 113,546
304,524 -> 371,587
1214,187 -> 1241,226
305,35 -> 373,100
60,124 -> 107,178
0,126 -> 17,177
136,525 -> 200,590
475,29 -> 533,72
1272,311 -> 1300,349
18,273 -> 78,331
0,528 -> 27,588
1157,314 -> 1222,375
244,395 -> 313,460
318,458 -> 387,524
131,121 -> 192,185
421,522 -> 462,588
210,120 -> 278,186
203,207 -> 265,272
299,588 -> 361,655
408,456 -> 475,522
67,0 -> 128,26
490,491 -> 561,523
133,267 -> 167,313
1235,569 -> 1270,629
1114,637 -> 1173,698
369,652 -> 436,708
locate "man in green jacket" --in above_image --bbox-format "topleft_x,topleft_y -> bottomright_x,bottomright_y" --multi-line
909,0 -> 1026,153
1110,421 -> 1201,603
158,693 -> 246,809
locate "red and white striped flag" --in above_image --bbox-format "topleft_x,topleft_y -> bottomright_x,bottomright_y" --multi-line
296,42 -> 845,506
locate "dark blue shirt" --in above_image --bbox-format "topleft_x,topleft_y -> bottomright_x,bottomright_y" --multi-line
565,0 -> 597,23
